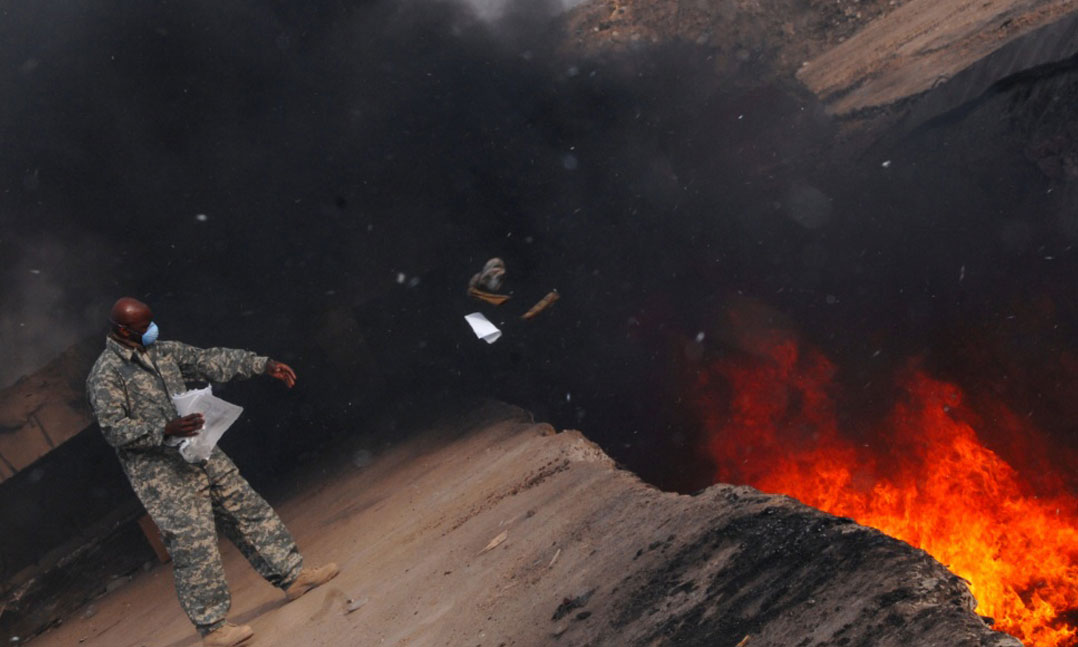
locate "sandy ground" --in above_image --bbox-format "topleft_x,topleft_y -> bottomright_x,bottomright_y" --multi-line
31,406 -> 614,647
29,403 -> 1013,647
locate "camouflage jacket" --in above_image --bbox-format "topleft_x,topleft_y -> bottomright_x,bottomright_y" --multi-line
86,336 -> 267,483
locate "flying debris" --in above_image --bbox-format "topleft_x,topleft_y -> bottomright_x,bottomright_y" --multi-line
521,291 -> 560,320
464,312 -> 502,344
469,257 -> 507,299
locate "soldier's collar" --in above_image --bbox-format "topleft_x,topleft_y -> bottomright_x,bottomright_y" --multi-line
105,335 -> 139,362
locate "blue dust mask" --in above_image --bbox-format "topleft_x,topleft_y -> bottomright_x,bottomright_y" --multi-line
141,322 -> 159,346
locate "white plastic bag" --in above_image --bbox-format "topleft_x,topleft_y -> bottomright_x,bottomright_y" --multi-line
170,386 -> 244,463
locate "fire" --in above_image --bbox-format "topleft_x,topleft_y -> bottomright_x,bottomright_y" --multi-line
694,332 -> 1078,646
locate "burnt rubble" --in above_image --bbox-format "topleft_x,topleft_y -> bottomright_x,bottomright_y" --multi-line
606,488 -> 1022,647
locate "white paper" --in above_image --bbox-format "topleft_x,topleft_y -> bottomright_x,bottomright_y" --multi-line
464,312 -> 502,344
169,386 -> 244,463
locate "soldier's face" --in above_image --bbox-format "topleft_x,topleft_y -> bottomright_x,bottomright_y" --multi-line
117,309 -> 154,341
127,311 -> 153,335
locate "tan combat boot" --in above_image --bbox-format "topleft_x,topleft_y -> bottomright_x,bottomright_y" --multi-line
284,562 -> 340,601
202,622 -> 254,647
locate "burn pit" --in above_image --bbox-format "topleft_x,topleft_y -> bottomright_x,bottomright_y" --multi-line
686,302 -> 1078,645
2,1 -> 1078,645
348,33 -> 1078,644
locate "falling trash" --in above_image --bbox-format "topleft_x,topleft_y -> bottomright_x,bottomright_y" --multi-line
521,290 -> 559,320
468,288 -> 510,306
465,312 -> 502,344
468,258 -> 510,305
463,256 -> 560,342
470,258 -> 506,292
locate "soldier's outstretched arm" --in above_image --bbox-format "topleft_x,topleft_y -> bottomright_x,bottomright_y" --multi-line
88,369 -> 166,450
162,341 -> 269,384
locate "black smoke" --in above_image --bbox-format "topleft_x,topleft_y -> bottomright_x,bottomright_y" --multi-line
2,0 -> 1077,495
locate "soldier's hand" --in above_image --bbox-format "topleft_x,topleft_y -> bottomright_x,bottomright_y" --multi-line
265,359 -> 297,388
165,414 -> 204,437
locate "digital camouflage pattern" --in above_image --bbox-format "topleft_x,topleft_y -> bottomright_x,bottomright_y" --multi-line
86,337 -> 303,635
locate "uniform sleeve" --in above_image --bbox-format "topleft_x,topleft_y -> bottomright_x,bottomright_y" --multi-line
87,367 -> 165,450
162,341 -> 269,383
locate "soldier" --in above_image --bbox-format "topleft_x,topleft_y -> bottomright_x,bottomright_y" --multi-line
86,297 -> 339,647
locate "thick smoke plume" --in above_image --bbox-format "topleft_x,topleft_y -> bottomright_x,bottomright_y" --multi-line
1,0 -> 1076,491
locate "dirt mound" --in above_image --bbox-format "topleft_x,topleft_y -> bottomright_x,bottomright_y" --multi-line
30,404 -> 1016,646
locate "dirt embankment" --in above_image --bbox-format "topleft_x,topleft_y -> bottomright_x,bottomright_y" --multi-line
565,0 -> 1078,117
29,404 -> 1016,647
796,0 -> 1078,114
564,0 -> 909,81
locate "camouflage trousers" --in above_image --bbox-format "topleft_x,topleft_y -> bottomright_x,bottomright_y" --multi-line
132,447 -> 303,635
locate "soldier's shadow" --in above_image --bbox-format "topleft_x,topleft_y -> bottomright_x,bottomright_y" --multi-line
232,598 -> 288,625
159,599 -> 285,647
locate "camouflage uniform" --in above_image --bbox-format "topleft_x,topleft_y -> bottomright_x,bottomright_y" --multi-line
86,336 -> 303,636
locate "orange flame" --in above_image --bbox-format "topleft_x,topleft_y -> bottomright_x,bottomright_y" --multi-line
694,333 -> 1078,646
